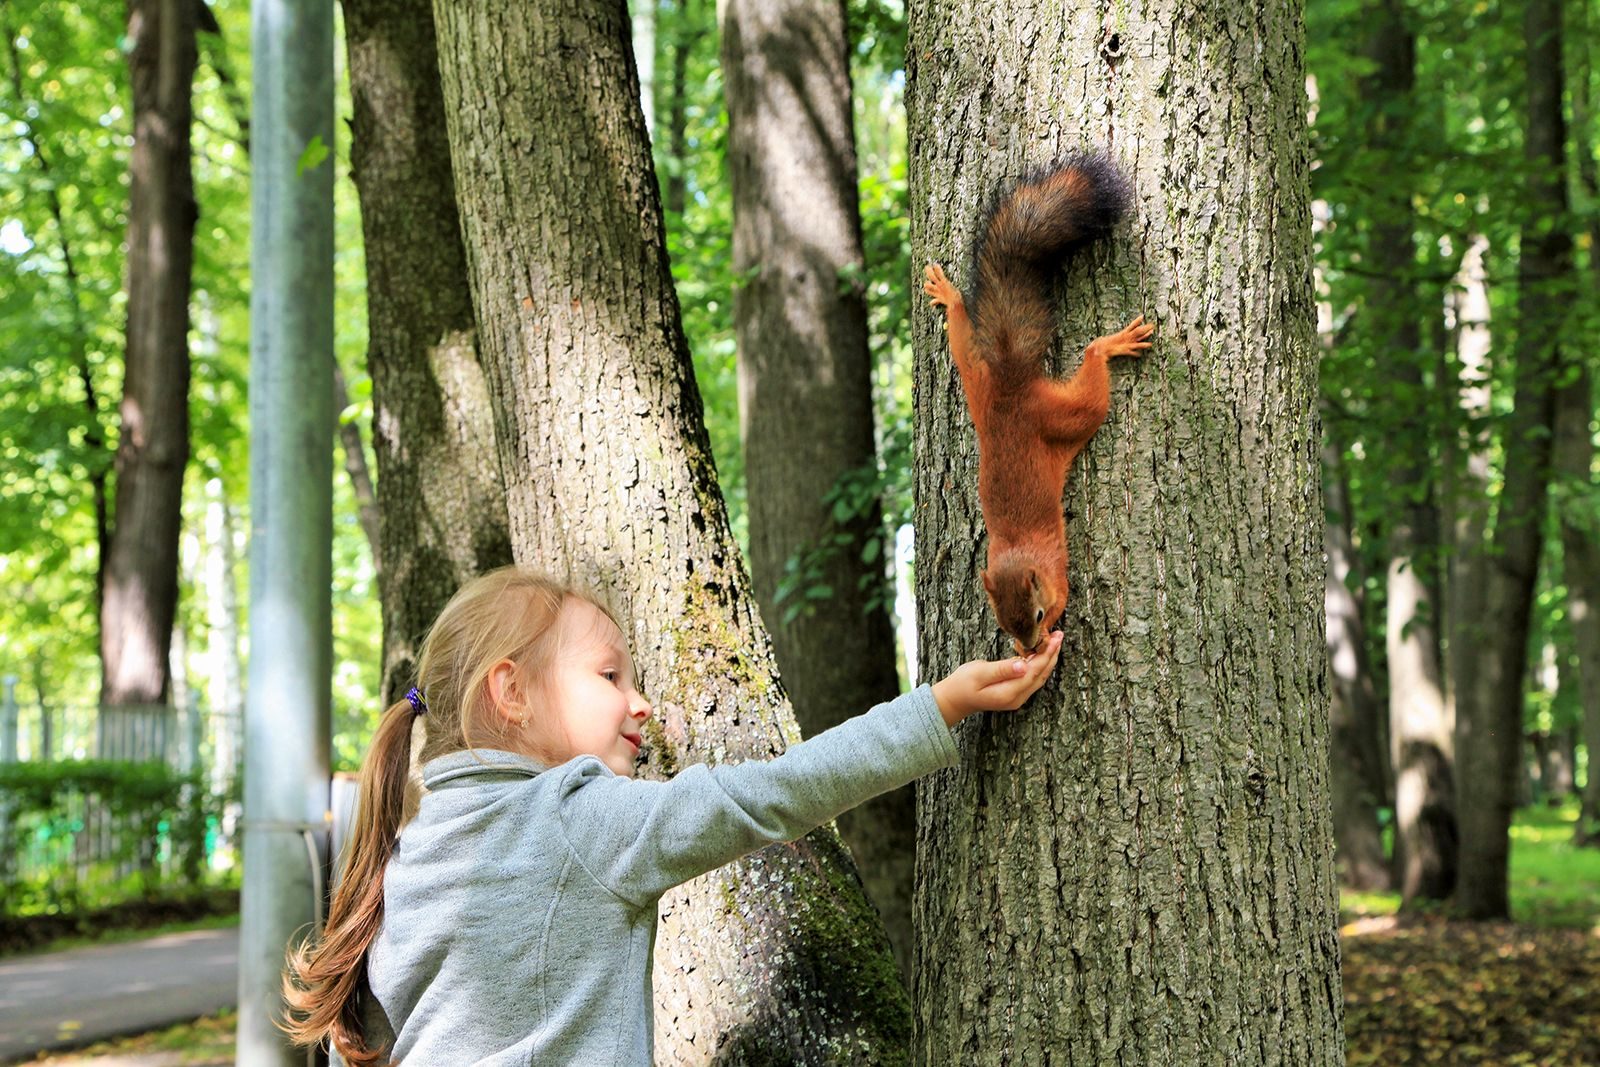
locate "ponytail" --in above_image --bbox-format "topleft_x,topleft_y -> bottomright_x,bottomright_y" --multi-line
278,565 -> 619,1062
280,698 -> 417,1065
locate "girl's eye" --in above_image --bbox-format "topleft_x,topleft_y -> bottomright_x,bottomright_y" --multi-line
602,670 -> 617,682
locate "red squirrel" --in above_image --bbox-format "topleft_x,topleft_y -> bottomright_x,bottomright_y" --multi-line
924,155 -> 1153,654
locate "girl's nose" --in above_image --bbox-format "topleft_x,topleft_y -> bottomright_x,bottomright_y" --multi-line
631,694 -> 653,721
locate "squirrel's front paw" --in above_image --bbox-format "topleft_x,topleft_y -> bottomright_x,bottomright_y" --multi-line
1103,315 -> 1156,358
923,263 -> 963,310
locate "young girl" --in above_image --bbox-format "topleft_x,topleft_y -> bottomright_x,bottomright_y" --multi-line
282,566 -> 1062,1065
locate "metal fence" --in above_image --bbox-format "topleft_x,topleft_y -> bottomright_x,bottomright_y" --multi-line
0,679 -> 242,908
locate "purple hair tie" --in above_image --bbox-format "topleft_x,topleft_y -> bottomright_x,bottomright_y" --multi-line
404,687 -> 427,715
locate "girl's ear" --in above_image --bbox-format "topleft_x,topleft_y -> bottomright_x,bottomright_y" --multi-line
486,658 -> 528,725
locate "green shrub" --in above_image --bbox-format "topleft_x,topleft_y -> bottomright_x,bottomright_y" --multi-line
0,760 -> 216,916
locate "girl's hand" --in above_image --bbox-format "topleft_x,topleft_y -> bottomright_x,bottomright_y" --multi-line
930,631 -> 1063,727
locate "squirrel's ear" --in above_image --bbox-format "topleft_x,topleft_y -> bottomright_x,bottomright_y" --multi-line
981,569 -> 995,595
1027,568 -> 1039,591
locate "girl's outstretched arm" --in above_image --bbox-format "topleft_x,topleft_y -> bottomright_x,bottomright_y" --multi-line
556,636 -> 1062,906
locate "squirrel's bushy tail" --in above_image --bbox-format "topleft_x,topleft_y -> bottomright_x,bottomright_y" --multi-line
970,153 -> 1130,380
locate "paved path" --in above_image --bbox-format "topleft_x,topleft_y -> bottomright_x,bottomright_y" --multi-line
0,928 -> 237,1064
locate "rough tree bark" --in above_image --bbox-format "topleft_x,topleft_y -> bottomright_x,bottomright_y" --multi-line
1455,0 -> 1572,920
430,0 -> 910,1060
101,0 -> 199,706
719,0 -> 910,975
341,0 -> 515,704
1361,0 -> 1455,906
907,0 -> 1342,1061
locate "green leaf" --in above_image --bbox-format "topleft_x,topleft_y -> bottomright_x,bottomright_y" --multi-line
296,135 -> 330,176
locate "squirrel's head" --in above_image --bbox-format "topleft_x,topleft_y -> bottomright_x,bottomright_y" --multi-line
982,554 -> 1065,654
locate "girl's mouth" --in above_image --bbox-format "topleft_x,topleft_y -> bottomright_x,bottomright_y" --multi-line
622,733 -> 642,752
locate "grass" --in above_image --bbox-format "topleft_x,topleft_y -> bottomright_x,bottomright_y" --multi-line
13,1010 -> 236,1066
1339,799 -> 1600,929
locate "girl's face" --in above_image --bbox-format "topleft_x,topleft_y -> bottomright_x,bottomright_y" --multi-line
528,600 -> 653,777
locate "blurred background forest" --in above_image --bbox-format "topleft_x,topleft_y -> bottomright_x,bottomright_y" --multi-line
0,0 -> 1598,1061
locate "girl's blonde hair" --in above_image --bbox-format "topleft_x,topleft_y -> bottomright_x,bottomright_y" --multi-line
280,566 -> 617,1065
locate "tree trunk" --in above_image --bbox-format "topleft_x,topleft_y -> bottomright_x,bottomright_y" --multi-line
1564,18 -> 1600,848
1455,0 -> 1571,920
204,479 -> 244,791
102,0 -> 199,707
1360,2 -> 1455,906
341,0 -> 515,705
332,360 -> 382,574
719,0 -> 910,976
1444,235 -> 1492,753
1325,437 -> 1392,891
430,0 -> 910,1060
662,0 -> 697,218
907,1 -> 1342,1062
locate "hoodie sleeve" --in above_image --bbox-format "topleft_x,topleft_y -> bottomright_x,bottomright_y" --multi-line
553,685 -> 957,908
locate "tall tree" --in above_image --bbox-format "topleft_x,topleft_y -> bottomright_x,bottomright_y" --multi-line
907,0 -> 1342,1060
101,0 -> 199,707
341,0 -> 515,704
1563,14 -> 1600,848
429,0 -> 910,1060
1360,0 -> 1455,906
718,0 -> 910,973
1455,0 -> 1573,920
1325,435 -> 1393,890
1444,235 -> 1492,769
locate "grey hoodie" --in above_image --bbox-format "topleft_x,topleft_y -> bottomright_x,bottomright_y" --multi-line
365,684 -> 957,1065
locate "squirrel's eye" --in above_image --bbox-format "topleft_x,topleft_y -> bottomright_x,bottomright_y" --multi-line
1035,609 -> 1044,623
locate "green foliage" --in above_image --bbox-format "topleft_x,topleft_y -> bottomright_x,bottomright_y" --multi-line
0,759 -> 216,916
1341,801 -> 1600,929
1,0 -> 382,768
773,421 -> 909,625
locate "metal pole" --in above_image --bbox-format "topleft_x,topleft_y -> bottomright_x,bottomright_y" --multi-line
237,0 -> 334,1060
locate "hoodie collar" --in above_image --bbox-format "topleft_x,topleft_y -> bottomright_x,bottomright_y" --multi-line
421,748 -> 551,789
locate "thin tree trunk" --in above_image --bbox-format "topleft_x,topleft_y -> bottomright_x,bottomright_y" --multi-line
430,0 -> 910,1059
332,360 -> 382,574
1325,436 -> 1392,891
719,0 -> 910,976
204,479 -> 244,791
101,0 -> 199,707
1564,13 -> 1600,847
1455,0 -> 1572,920
341,0 -> 515,704
1445,235 -> 1492,761
1,27 -> 111,625
663,0 -> 698,218
1360,1 -> 1455,906
907,1 -> 1342,1061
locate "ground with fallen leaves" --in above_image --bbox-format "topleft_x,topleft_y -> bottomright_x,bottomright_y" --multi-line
18,924 -> 1600,1067
1342,914 -> 1600,1066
